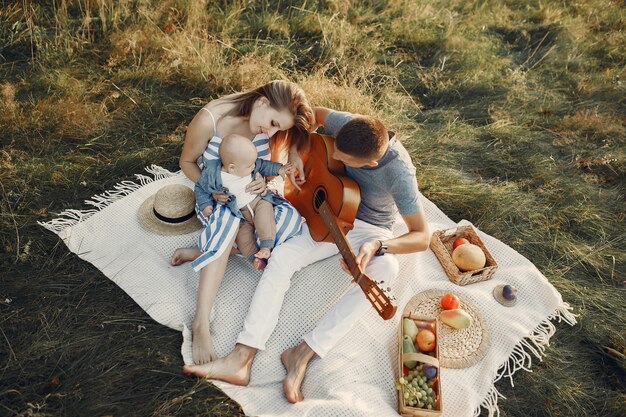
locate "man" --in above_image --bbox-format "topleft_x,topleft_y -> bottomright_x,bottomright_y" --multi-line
183,107 -> 430,403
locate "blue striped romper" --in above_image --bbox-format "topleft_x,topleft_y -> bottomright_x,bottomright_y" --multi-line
191,108 -> 303,271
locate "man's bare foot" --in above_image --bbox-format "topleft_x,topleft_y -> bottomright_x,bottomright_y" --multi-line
191,322 -> 217,364
281,342 -> 316,403
183,344 -> 257,385
171,247 -> 201,266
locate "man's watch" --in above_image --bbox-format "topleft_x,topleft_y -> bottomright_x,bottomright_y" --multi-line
375,240 -> 388,256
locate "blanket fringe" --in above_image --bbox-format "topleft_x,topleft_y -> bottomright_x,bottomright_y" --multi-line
474,302 -> 577,417
38,165 -> 177,234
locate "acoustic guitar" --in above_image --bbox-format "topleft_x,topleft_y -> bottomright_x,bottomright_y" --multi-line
284,133 -> 397,320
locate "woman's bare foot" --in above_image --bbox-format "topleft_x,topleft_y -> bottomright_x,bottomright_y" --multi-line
191,322 -> 217,364
183,344 -> 257,385
281,342 -> 316,403
171,247 -> 201,266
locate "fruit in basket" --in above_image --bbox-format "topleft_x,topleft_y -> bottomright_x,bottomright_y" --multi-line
402,335 -> 418,368
423,365 -> 438,379
502,284 -> 518,301
441,292 -> 460,310
452,237 -> 469,249
440,308 -> 472,329
403,318 -> 419,341
452,243 -> 486,271
396,367 -> 438,410
415,329 -> 436,352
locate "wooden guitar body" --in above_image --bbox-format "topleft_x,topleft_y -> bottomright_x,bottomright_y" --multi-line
284,133 -> 397,320
284,133 -> 360,242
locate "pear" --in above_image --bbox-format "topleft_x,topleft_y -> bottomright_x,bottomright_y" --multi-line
403,318 -> 419,341
402,335 -> 418,368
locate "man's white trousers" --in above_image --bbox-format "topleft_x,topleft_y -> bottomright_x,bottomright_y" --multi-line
236,219 -> 399,358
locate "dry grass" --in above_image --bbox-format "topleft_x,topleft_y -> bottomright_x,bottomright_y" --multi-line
1,1 -> 624,416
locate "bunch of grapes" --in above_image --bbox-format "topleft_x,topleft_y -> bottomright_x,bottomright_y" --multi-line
395,365 -> 437,410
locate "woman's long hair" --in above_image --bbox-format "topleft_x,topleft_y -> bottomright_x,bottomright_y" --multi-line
223,80 -> 313,152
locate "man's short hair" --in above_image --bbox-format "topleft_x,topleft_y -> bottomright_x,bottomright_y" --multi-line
335,116 -> 389,159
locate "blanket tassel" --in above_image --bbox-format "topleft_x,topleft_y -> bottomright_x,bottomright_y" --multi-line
474,302 -> 577,417
38,165 -> 177,234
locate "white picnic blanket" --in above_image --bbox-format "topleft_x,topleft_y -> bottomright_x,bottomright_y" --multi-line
40,166 -> 576,417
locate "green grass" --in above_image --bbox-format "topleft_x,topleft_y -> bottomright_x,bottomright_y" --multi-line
1,1 -> 624,416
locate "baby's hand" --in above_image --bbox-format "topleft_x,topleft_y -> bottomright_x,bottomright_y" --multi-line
279,163 -> 295,179
202,206 -> 213,217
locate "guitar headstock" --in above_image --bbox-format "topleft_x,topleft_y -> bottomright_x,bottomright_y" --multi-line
356,273 -> 397,320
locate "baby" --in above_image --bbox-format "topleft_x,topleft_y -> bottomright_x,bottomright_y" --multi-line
194,133 -> 294,269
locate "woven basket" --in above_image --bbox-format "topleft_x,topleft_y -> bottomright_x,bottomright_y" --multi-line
397,315 -> 442,416
430,225 -> 497,286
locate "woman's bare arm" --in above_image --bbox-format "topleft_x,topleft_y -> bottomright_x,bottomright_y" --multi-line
179,107 -> 216,183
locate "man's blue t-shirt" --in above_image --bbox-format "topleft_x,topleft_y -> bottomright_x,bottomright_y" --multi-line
324,111 -> 421,230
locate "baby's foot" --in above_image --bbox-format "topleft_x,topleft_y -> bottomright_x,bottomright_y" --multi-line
253,257 -> 268,270
171,247 -> 201,266
253,248 -> 271,270
255,248 -> 271,259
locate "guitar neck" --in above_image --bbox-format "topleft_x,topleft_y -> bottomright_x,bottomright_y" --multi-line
319,201 -> 397,320
318,202 -> 361,278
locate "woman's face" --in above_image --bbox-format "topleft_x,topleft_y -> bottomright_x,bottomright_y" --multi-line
249,97 -> 295,138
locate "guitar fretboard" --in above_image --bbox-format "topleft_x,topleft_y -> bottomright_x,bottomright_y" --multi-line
318,200 -> 396,320
318,203 -> 361,277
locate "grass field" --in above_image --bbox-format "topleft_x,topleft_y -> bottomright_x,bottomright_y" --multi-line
1,1 -> 624,416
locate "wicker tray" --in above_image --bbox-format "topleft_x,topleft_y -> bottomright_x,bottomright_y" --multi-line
430,225 -> 497,286
397,316 -> 442,416
404,289 -> 490,369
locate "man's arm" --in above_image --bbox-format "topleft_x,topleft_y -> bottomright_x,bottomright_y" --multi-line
350,166 -> 428,272
312,107 -> 333,130
382,210 -> 430,254
348,209 -> 430,274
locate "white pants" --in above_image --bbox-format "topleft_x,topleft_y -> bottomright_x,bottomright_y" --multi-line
236,219 -> 399,358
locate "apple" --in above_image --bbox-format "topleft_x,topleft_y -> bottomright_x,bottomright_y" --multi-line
415,329 -> 436,352
441,293 -> 460,310
403,365 -> 410,376
452,237 -> 469,249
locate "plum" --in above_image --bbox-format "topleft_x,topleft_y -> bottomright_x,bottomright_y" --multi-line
502,285 -> 518,301
423,365 -> 438,379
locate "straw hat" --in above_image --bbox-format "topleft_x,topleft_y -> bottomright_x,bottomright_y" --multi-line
138,184 -> 202,235
492,284 -> 518,307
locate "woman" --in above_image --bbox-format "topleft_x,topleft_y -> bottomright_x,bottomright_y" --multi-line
171,80 -> 314,364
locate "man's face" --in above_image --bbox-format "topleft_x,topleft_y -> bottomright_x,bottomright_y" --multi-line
332,148 -> 378,168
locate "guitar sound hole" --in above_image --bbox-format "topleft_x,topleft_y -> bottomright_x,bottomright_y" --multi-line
313,187 -> 326,211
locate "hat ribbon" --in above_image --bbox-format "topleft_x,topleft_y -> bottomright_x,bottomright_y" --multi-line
153,208 -> 195,224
